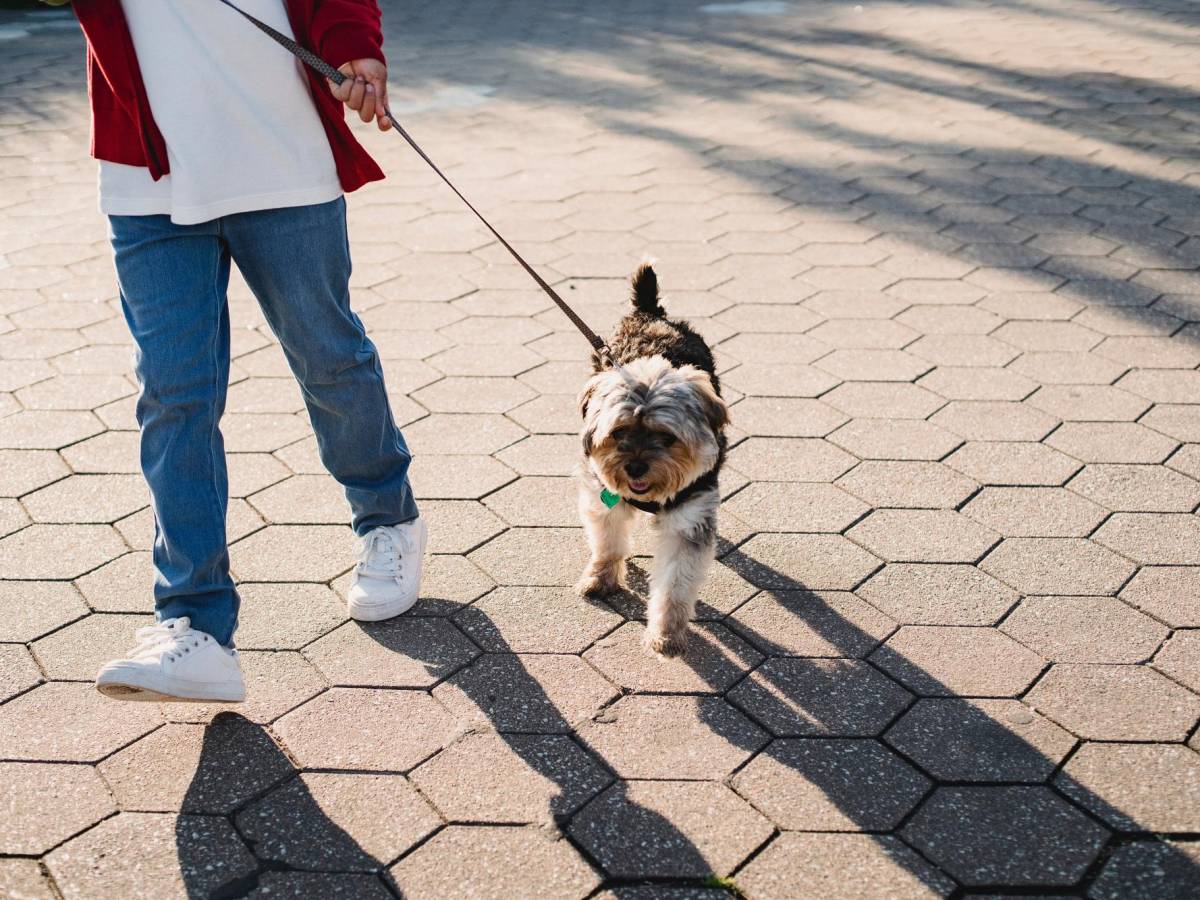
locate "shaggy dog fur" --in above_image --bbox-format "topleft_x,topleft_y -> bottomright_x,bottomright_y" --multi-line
576,264 -> 728,657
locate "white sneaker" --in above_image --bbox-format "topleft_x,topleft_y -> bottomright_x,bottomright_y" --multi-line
346,516 -> 429,621
95,617 -> 245,703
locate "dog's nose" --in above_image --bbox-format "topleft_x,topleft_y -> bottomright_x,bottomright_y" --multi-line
625,460 -> 649,478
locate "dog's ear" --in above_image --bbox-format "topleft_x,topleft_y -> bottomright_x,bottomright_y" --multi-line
683,368 -> 728,434
579,376 -> 601,456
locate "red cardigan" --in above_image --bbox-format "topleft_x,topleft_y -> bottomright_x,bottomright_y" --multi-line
72,0 -> 386,192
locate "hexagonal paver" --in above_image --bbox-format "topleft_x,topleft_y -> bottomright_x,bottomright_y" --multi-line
1068,463 -> 1200,512
1141,404 -> 1200,442
856,563 -> 1018,626
729,589 -> 894,658
0,448 -> 70,496
728,658 -> 911,737
73,551 -> 153,612
737,832 -> 954,900
872,626 -> 1045,697
1001,596 -> 1168,663
1088,840 -> 1200,900
918,365 -> 1037,401
420,500 -> 506,554
0,524 -> 128,579
159,650 -> 325,725
411,732 -> 611,823
409,453 -> 517,499
732,738 -> 930,831
569,781 -> 772,879
727,437 -> 858,482
822,382 -> 943,419
1028,384 -> 1151,422
980,538 -> 1135,594
885,698 -> 1075,782
583,621 -> 762,693
725,482 -> 868,532
454,586 -> 620,653
945,440 -> 1081,485
902,786 -> 1108,887
830,418 -> 962,460
401,413 -> 527,454
1026,664 -> 1200,741
246,474 -> 348,524
0,681 -> 161,762
1120,567 -> 1200,627
229,525 -> 353,581
730,397 -> 847,437
1154,630 -> 1200,693
391,825 -> 601,900
235,582 -> 346,649
728,534 -> 880,590
836,460 -> 976,509
0,859 -> 53,900
1046,422 -> 1177,464
32,612 -> 152,679
236,772 -> 440,871
494,434 -> 577,476
848,509 -> 998,564
469,527 -> 588,586
433,653 -> 618,733
0,644 -> 41,702
930,400 -> 1058,442
482,475 -> 576,526
304,618 -> 479,687
275,688 -> 456,771
1056,743 -> 1200,833
1093,513 -> 1200,564
964,486 -> 1107,538
0,762 -> 116,854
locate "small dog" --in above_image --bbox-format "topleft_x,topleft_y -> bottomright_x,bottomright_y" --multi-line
576,264 -> 728,657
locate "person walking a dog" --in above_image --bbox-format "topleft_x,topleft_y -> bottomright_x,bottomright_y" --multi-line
58,0 -> 426,703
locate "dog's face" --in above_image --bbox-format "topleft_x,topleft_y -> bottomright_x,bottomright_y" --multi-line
580,355 -> 727,501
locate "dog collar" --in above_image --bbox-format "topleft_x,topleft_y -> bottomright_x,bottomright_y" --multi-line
604,466 -> 720,515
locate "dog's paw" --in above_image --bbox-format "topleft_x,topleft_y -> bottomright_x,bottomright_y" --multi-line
644,627 -> 688,659
576,572 -> 620,599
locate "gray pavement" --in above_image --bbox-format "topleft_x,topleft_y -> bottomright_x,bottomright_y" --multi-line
1,0 -> 1200,897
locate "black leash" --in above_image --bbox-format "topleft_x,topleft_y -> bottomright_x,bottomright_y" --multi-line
216,0 -> 610,357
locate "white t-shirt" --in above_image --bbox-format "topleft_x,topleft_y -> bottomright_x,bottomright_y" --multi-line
99,0 -> 343,225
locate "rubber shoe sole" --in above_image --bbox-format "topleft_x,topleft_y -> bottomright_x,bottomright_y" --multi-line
95,664 -> 245,703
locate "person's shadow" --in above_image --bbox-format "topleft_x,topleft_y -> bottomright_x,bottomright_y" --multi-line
175,711 -> 395,899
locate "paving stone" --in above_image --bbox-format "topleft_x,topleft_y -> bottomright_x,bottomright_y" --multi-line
419,500 -> 506,554
0,681 -> 161,762
836,460 -> 977,509
725,482 -> 867,533
848,509 -> 998,563
434,653 -> 618,733
1009,350 -> 1129,385
856,562 -> 1018,626
411,732 -> 611,824
31,611 -> 151,680
569,781 -> 772,879
405,553 -> 494,615
246,873 -> 393,899
276,687 -> 456,771
729,657 -> 911,737
1027,664 -> 1200,741
730,397 -> 847,437
732,738 -> 930,831
963,487 -> 1107,537
45,811 -> 256,900
885,698 -> 1074,782
237,772 -> 439,871
728,533 -> 880,590
409,453 -> 517,499
0,523 -> 128,579
816,349 -> 931,382
909,334 -> 1018,367
1088,839 -> 1200,900
1028,385 -> 1151,422
930,400 -> 1058,442
1141,404 -> 1200,443
729,588 -> 894,658
583,621 -> 762,693
469,527 -> 588,586
980,538 -> 1135,595
0,410 -> 103,450
305,618 -> 479,688
1117,369 -> 1200,403
153,650 -> 319,725
727,437 -> 857,482
1167,444 -> 1200,482
1097,335 -> 1200,368
902,786 -> 1108,887
918,366 -> 1037,401
0,859 -> 54,900
0,643 -> 41,702
1069,463 -> 1200,513
945,440 -> 1081,485
97,715 -> 293,814
1047,422 -> 1178,464
1093,513 -> 1200,565
235,582 -> 346,649
0,447 -> 70,496
1057,743 -> 1200,833
72,551 -> 153,612
508,393 -> 579,434
1002,596 -> 1168,663
580,695 -> 766,779
482,475 -> 576,527
873,626 -> 1045,697
1153,630 -> 1200,693
393,412 -> 528,454
0,761 -> 115,854
391,825 -> 601,900
722,362 -> 841,398
822,382 -> 944,419
829,418 -> 962,460
737,832 -> 954,900
229,524 -> 353,581
495,434 -> 577,476
0,580 -> 88,641
454,585 -> 619,653
1120,567 -> 1200,627
246,474 -> 348,524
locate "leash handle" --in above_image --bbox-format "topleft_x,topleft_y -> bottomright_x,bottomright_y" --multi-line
216,0 -> 610,357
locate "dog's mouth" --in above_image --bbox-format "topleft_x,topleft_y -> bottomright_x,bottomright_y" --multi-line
627,479 -> 651,494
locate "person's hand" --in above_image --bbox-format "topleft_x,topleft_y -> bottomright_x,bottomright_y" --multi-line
328,58 -> 391,131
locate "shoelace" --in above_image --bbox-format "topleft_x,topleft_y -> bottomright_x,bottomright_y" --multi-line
129,618 -> 204,663
357,528 -> 412,581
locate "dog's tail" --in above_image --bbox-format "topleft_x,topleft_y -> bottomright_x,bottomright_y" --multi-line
630,263 -> 665,317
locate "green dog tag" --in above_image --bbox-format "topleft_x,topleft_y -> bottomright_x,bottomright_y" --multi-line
600,488 -> 620,509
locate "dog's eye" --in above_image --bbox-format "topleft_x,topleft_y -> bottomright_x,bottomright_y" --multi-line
612,427 -> 629,441
661,434 -> 677,447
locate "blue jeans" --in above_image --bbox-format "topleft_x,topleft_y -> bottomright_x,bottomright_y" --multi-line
110,197 -> 418,646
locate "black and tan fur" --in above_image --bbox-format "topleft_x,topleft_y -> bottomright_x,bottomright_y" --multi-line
577,265 -> 728,657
